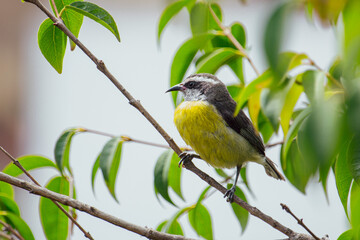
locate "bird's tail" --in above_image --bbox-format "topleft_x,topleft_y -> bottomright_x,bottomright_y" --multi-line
263,157 -> 285,181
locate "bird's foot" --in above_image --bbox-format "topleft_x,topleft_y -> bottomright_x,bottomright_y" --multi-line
178,152 -> 197,167
224,186 -> 236,203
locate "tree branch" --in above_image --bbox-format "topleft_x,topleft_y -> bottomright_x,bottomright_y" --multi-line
0,172 -> 194,240
20,1 -> 325,239
0,146 -> 94,240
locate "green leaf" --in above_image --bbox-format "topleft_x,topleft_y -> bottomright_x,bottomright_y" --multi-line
261,76 -> 296,130
0,194 -> 20,216
154,150 -> 175,205
211,22 -> 246,83
168,152 -> 184,200
170,33 -> 216,106
280,139 -> 311,193
197,186 -> 211,204
50,0 -> 83,50
0,211 -> 35,240
211,22 -> 246,49
337,229 -> 353,240
65,1 -> 120,41
228,56 -> 245,84
0,182 -> 13,199
348,135 -> 360,184
166,220 -> 183,235
297,99 -> 341,192
274,52 -> 308,84
196,47 -> 242,74
214,168 -> 229,178
280,80 -> 303,137
99,137 -> 123,202
188,203 -> 213,240
335,141 -> 353,216
227,84 -> 243,99
302,70 -> 325,104
228,184 -> 249,233
258,110 -> 274,143
282,107 -> 311,161
38,18 -> 67,74
240,167 -> 253,196
235,70 -> 273,114
162,207 -> 190,234
91,154 -> 100,193
190,2 -> 209,36
350,183 -> 360,237
264,2 -> 293,75
156,220 -> 167,231
55,128 -> 84,174
3,155 -> 57,177
157,0 -> 194,43
40,176 -> 69,240
159,219 -> 184,235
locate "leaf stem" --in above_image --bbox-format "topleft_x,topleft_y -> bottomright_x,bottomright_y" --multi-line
208,5 -> 260,76
0,146 -> 94,240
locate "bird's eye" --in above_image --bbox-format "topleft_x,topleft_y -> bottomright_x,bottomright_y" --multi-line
188,81 -> 195,88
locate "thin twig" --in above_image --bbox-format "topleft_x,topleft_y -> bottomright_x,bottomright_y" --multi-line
0,219 -> 24,240
266,141 -> 284,148
83,127 -> 191,150
0,146 -> 94,240
209,5 -> 260,76
307,58 -> 342,88
280,203 -> 320,240
0,172 -> 194,240
0,231 -> 15,240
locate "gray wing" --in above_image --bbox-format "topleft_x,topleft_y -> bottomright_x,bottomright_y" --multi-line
212,99 -> 265,155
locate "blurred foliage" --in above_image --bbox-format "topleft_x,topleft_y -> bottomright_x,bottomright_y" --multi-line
157,0 -> 360,238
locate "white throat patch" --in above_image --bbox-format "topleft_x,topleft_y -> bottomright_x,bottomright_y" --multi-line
183,88 -> 207,101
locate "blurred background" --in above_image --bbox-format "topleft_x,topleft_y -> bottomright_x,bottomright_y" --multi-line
0,0 -> 348,239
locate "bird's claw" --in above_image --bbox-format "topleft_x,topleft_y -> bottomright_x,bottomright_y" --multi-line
178,152 -> 195,167
224,187 -> 236,203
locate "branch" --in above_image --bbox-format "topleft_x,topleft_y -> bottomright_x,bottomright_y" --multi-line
209,5 -> 260,76
21,1 -> 323,239
281,203 -> 320,240
306,58 -> 343,89
0,146 -> 94,240
0,231 -> 15,240
266,141 -> 284,148
0,219 -> 24,240
0,172 -> 194,240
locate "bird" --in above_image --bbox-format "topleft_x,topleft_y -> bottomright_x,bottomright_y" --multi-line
166,73 -> 285,203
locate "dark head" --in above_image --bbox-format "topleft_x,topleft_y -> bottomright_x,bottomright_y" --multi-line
166,73 -> 231,102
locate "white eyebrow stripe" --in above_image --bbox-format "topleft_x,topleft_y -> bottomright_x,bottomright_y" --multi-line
191,76 -> 219,84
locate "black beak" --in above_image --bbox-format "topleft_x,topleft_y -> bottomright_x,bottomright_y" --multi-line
166,84 -> 184,93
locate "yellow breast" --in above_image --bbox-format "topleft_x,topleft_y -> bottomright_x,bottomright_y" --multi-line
174,101 -> 260,168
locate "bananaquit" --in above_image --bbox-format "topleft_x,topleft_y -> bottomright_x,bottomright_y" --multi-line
167,73 -> 285,202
